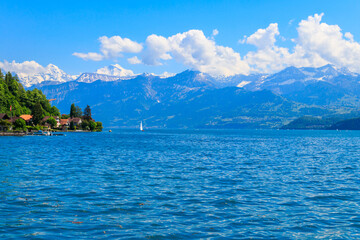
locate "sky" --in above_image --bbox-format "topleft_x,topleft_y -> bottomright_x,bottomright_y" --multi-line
1,0 -> 360,76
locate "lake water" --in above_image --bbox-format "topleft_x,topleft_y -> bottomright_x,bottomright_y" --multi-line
1,129 -> 360,239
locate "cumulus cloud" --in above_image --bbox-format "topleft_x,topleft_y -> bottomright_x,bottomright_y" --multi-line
127,56 -> 142,64
244,23 -> 296,72
99,36 -> 143,58
0,60 -> 45,75
74,29 -> 250,76
246,23 -> 279,49
72,13 -> 360,76
72,52 -> 104,61
73,36 -> 142,61
244,13 -> 360,73
142,30 -> 250,76
142,34 -> 172,65
295,13 -> 360,72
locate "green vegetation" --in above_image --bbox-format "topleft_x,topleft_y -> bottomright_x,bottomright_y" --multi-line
46,117 -> 57,129
0,70 -> 103,133
281,115 -> 360,130
69,121 -> 75,130
281,116 -> 338,129
328,118 -> 360,130
0,70 -> 60,117
13,118 -> 26,131
70,103 -> 82,118
83,105 -> 92,121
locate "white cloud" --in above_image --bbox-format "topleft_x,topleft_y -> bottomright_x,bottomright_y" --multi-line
345,32 -> 354,42
73,36 -> 142,61
127,56 -> 142,64
158,71 -> 176,78
72,52 -> 104,61
244,23 -> 295,72
295,13 -> 360,72
0,60 -> 77,87
142,34 -> 172,65
75,30 -> 250,76
243,13 -> 360,73
238,36 -> 247,44
142,30 -> 250,76
0,60 -> 45,75
71,13 -> 360,76
212,29 -> 219,36
246,23 -> 279,49
99,36 -> 143,58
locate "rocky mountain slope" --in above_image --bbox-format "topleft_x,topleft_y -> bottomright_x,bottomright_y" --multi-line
26,64 -> 360,129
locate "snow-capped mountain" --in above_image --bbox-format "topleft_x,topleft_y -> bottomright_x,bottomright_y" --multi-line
34,64 -> 360,128
76,72 -> 132,83
8,62 -> 360,90
238,64 -> 359,93
76,64 -> 138,83
95,64 -> 135,77
16,64 -> 77,87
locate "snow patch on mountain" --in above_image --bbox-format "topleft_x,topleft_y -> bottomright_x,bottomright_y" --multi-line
96,64 -> 135,77
76,73 -> 127,83
237,81 -> 251,88
16,64 -> 77,87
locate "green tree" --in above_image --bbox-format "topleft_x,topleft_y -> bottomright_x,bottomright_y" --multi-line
70,103 -> 82,118
32,101 -> 44,125
0,71 -> 58,118
89,121 -> 97,131
13,118 -> 26,131
83,105 -> 92,120
81,120 -> 89,130
0,119 -> 10,129
69,121 -> 75,130
95,121 -> 103,131
49,106 -> 60,116
75,106 -> 82,118
46,117 -> 57,129
70,103 -> 76,118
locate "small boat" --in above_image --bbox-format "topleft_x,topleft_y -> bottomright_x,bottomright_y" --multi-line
109,130 -> 112,132
140,121 -> 144,131
32,130 -> 53,136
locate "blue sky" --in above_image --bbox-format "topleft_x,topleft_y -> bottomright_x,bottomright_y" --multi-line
1,0 -> 360,75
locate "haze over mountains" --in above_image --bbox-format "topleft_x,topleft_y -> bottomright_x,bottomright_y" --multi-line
4,63 -> 360,129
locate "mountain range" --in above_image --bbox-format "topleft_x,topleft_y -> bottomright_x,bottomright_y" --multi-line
17,63 -> 359,129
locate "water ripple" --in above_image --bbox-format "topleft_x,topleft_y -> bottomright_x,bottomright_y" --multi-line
1,129 -> 360,239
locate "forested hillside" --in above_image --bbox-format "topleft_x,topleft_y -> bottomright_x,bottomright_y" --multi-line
0,70 -> 60,117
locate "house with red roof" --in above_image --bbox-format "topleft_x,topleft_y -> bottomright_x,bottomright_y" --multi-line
19,115 -> 33,125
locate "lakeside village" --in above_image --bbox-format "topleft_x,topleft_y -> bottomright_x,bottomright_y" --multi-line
0,70 -> 102,136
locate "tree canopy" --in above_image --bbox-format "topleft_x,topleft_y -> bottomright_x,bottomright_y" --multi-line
46,117 -> 57,129
83,105 -> 92,120
70,103 -> 82,118
0,70 -> 60,117
0,70 -> 103,131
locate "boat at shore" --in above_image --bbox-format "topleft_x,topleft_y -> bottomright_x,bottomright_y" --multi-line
29,130 -> 65,136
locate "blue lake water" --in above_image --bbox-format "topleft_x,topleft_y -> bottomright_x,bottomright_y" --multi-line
1,129 -> 360,239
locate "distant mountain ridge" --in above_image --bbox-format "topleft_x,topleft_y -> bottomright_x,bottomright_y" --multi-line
22,64 -> 360,129
16,64 -> 78,87
8,62 -> 360,91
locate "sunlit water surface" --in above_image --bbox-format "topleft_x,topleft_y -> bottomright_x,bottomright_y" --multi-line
1,129 -> 360,239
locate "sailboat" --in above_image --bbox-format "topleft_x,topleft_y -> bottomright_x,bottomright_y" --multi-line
140,121 -> 144,131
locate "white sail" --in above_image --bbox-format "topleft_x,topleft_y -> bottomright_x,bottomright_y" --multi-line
140,121 -> 143,131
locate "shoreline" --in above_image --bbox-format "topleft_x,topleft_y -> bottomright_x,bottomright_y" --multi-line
0,132 -> 26,136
